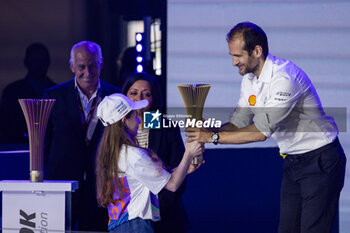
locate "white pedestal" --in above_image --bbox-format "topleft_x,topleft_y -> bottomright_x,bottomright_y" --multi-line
0,180 -> 78,232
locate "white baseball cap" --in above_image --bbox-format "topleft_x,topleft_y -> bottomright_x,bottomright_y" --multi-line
97,93 -> 148,126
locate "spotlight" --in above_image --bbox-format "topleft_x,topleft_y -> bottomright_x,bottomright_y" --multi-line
137,64 -> 143,73
136,55 -> 143,63
135,33 -> 143,42
135,32 -> 145,73
136,44 -> 143,53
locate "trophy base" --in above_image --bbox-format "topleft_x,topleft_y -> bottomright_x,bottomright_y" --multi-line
30,170 -> 43,182
192,154 -> 203,165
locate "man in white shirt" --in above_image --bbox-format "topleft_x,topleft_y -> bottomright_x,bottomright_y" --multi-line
186,22 -> 346,233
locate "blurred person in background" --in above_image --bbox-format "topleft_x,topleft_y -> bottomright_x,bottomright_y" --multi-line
115,46 -> 138,88
0,43 -> 56,144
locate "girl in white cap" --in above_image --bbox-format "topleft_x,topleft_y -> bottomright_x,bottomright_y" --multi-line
95,93 -> 204,233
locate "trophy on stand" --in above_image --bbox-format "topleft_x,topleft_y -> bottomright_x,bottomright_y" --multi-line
19,99 -> 55,182
177,84 -> 211,164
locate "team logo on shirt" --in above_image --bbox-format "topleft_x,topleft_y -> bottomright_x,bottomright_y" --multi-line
248,95 -> 256,106
143,110 -> 161,129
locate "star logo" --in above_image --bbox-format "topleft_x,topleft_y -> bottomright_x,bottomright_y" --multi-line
150,109 -> 162,122
143,110 -> 162,129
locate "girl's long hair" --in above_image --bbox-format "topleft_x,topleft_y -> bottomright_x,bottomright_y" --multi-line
96,111 -> 164,208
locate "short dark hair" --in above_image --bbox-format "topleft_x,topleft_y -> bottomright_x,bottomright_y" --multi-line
226,22 -> 269,59
24,43 -> 50,66
121,72 -> 162,111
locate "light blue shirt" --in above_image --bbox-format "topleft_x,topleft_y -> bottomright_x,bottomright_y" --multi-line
74,77 -> 101,141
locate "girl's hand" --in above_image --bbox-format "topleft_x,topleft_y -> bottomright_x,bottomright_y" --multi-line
185,141 -> 205,158
187,160 -> 205,174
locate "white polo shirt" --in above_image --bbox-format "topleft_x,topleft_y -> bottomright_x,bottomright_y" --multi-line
230,54 -> 338,154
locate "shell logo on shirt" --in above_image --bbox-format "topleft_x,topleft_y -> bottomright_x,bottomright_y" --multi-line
248,95 -> 256,106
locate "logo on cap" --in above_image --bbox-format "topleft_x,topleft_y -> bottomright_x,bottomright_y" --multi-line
143,110 -> 161,129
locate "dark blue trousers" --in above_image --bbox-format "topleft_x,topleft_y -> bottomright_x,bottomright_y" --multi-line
110,218 -> 154,233
278,138 -> 346,233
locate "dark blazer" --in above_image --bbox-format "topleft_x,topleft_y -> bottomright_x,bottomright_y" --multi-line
43,79 -> 120,231
149,121 -> 190,233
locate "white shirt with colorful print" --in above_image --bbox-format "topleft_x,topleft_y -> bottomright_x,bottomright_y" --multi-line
107,145 -> 171,230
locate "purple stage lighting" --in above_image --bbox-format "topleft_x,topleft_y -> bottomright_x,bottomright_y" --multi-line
136,55 -> 143,63
136,44 -> 143,52
135,33 -> 143,42
137,64 -> 143,73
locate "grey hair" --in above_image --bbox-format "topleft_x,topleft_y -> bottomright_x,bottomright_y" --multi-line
69,41 -> 103,66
